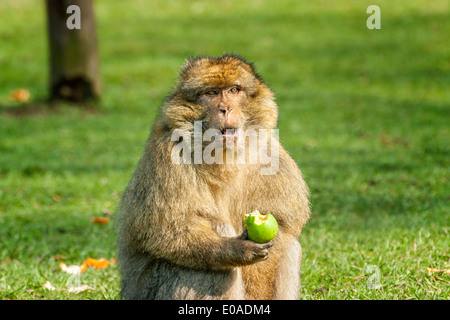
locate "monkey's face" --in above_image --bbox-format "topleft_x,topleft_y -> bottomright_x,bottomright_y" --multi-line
198,85 -> 245,143
164,55 -> 278,148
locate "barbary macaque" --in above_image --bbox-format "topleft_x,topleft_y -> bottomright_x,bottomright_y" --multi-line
117,54 -> 310,299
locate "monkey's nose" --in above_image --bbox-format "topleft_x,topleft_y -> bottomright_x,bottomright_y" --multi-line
219,107 -> 233,117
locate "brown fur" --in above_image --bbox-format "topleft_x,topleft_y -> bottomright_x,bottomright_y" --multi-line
117,54 -> 310,300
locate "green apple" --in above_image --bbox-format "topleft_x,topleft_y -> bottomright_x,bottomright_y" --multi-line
243,210 -> 278,243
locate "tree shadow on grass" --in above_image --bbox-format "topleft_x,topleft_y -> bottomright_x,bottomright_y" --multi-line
0,99 -> 100,118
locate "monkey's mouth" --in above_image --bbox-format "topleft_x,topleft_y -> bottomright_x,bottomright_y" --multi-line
220,128 -> 238,136
214,127 -> 239,146
215,127 -> 239,139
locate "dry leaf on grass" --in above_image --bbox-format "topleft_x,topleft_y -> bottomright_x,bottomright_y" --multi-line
379,133 -> 410,147
43,281 -> 56,291
67,285 -> 91,294
59,261 -> 87,275
43,281 -> 92,294
9,88 -> 30,102
89,217 -> 110,224
55,258 -> 113,295
83,257 -> 110,269
426,267 -> 450,275
59,257 -> 114,275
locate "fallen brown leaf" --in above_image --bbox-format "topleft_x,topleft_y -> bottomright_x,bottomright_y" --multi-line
353,275 -> 364,281
426,267 -> 450,275
83,257 -> 109,269
67,284 -> 91,294
43,281 -> 56,291
90,217 -> 110,224
379,133 -> 410,147
59,261 -> 87,275
9,88 -> 30,102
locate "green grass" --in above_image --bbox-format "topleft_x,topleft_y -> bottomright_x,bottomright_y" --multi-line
0,0 -> 449,300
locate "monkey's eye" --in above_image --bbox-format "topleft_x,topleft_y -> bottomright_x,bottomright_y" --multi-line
229,87 -> 240,94
205,90 -> 218,96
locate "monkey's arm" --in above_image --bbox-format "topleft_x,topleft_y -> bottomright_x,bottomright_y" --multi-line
148,214 -> 272,270
120,201 -> 272,270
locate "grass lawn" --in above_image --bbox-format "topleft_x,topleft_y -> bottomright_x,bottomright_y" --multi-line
0,0 -> 448,300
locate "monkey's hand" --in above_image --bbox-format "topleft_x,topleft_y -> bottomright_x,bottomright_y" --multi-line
223,230 -> 273,266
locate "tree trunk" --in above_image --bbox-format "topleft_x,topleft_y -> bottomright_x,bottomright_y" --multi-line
46,0 -> 101,102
